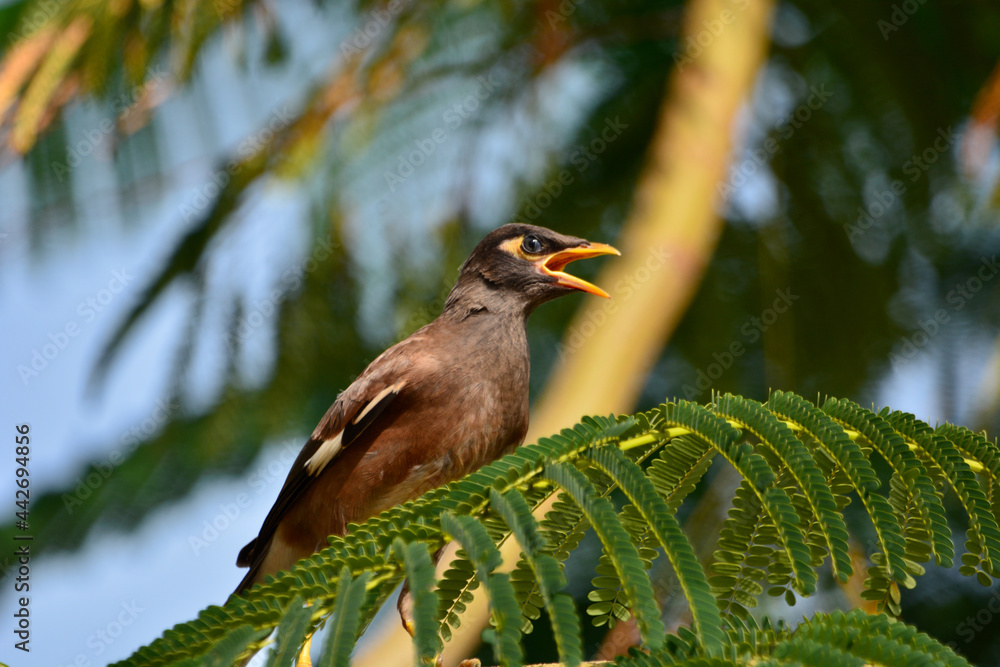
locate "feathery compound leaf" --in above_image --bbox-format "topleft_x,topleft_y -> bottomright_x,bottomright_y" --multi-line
662,400 -> 775,488
618,657 -> 742,667
711,479 -> 772,627
436,551 -> 479,641
767,391 -> 908,588
585,445 -> 725,655
769,636 -> 873,667
391,539 -> 442,664
888,412 -> 1000,580
823,398 -> 953,569
619,609 -> 969,667
715,394 -> 852,583
501,420 -> 637,633
938,422 -> 1000,576
660,400 -> 815,594
585,486 -> 671,632
544,461 -> 665,649
490,488 -> 547,555
316,568 -> 372,667
479,570 -> 525,667
767,391 -> 880,492
116,393 -> 1000,666
938,423 -> 1000,480
490,488 -> 583,666
788,609 -> 973,667
266,597 -> 313,667
662,401 -> 815,594
439,512 -> 503,573
174,624 -> 259,667
646,434 -> 717,513
440,511 -> 523,667
510,489 -> 589,633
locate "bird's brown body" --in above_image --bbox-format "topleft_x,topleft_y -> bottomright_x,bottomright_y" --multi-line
235,224 -> 617,595
239,309 -> 530,591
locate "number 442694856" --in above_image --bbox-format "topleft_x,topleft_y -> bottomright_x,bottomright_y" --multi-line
15,424 -> 29,523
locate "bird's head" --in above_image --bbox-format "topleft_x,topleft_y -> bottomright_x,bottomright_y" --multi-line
449,223 -> 620,314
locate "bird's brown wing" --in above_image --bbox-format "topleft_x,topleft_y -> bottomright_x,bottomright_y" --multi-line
234,374 -> 407,590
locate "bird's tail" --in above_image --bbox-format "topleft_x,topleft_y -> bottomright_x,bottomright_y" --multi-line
234,537 -> 261,595
236,537 -> 258,567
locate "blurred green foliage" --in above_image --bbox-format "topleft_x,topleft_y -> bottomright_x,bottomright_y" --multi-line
4,0 -> 1000,663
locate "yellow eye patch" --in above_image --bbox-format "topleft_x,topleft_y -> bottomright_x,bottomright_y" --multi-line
499,236 -> 534,260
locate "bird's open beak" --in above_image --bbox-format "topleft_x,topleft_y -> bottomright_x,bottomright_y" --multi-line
539,242 -> 621,298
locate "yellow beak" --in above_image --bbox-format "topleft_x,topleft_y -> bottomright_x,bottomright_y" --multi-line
538,242 -> 620,298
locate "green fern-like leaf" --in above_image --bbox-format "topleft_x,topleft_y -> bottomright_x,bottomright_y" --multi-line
618,609 -> 971,667
510,490 -> 589,632
265,597 -> 312,667
786,609 -> 972,667
823,398 -> 953,566
392,538 -> 443,664
646,434 -> 716,513
114,394 -> 1000,667
490,488 -> 583,666
887,410 -> 1000,581
716,393 -> 852,582
821,397 -> 952,612
440,511 -> 523,667
545,460 -> 666,649
661,401 -> 816,595
316,568 -> 372,667
767,391 -> 909,599
587,445 -> 726,655
711,479 -> 770,628
173,624 -> 258,667
436,551 -> 479,642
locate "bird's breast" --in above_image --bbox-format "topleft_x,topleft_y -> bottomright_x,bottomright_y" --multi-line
324,317 -> 530,526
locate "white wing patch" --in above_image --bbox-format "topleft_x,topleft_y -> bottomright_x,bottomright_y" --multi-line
304,380 -> 406,476
352,381 -> 405,425
305,430 -> 344,475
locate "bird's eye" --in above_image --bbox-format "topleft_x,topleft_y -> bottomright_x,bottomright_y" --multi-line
521,235 -> 543,254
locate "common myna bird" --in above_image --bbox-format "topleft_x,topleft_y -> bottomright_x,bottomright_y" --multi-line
234,223 -> 618,601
